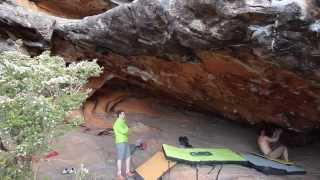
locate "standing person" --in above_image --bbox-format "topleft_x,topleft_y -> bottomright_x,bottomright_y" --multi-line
258,128 -> 289,161
113,111 -> 135,180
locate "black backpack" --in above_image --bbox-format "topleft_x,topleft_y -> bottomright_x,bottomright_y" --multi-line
178,136 -> 193,148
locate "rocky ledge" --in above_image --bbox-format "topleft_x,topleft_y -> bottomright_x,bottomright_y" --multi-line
1,0 -> 320,131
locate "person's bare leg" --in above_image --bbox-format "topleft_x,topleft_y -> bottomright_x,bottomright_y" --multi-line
126,156 -> 134,176
125,156 -> 130,173
268,146 -> 285,160
117,160 -> 124,179
282,147 -> 289,161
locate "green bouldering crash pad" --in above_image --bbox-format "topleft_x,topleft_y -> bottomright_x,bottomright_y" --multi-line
162,144 -> 247,165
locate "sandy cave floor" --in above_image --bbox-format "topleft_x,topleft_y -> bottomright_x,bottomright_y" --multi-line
33,103 -> 320,180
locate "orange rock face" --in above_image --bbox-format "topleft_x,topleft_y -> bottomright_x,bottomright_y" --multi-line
17,0 -> 112,18
90,49 -> 320,131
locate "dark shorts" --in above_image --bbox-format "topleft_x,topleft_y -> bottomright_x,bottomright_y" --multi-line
116,143 -> 130,160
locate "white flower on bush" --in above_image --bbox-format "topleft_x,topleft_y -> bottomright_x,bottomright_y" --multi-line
0,51 -> 102,179
75,163 -> 90,180
46,76 -> 69,85
80,163 -> 89,174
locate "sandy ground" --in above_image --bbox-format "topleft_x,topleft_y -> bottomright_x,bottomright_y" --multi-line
33,104 -> 320,180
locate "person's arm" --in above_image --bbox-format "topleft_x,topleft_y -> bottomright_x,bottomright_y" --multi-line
114,119 -> 128,135
118,124 -> 128,135
266,129 -> 282,142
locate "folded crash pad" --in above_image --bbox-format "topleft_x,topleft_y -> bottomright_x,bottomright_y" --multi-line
243,153 -> 306,175
162,144 -> 247,165
251,153 -> 294,165
135,151 -> 176,180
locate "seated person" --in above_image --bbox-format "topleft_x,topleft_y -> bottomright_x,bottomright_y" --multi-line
258,128 -> 289,161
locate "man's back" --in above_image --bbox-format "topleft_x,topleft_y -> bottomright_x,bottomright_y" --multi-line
258,135 -> 272,155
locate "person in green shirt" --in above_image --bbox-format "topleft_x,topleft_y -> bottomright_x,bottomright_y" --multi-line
113,111 -> 134,180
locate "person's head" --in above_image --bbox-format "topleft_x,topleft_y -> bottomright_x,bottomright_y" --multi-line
260,128 -> 273,137
117,111 -> 125,119
258,122 -> 275,137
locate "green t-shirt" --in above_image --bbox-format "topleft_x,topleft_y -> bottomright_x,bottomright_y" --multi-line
113,117 -> 129,144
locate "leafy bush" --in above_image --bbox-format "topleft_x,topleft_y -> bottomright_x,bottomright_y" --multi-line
0,51 -> 102,179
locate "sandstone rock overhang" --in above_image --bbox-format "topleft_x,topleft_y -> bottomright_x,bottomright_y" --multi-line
17,0 -> 115,19
1,0 -> 320,131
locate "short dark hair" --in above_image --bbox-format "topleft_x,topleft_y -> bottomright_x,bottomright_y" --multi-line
258,123 -> 275,137
261,128 -> 273,137
116,111 -> 124,117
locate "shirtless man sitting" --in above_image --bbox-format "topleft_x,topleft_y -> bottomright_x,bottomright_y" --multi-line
258,128 -> 289,161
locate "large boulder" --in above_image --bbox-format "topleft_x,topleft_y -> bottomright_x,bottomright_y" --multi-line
1,0 -> 320,131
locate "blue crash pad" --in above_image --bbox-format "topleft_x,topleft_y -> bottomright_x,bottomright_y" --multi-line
242,153 -> 306,175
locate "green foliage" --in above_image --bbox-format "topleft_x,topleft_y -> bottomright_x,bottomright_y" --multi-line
0,51 -> 102,179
